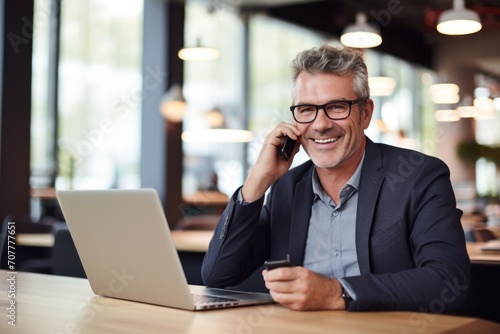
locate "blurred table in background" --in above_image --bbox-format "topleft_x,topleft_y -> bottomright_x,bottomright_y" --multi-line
182,191 -> 229,217
3,270 -> 500,334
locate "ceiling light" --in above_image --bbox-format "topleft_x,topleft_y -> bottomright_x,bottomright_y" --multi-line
456,94 -> 478,118
429,83 -> 459,95
340,12 -> 382,48
182,107 -> 253,143
431,94 -> 460,104
457,106 -> 478,118
159,85 -> 187,122
434,109 -> 460,122
437,0 -> 482,35
204,107 -> 225,128
429,83 -> 460,104
369,77 -> 396,96
474,111 -> 495,120
473,97 -> 495,119
178,38 -> 220,61
474,97 -> 494,113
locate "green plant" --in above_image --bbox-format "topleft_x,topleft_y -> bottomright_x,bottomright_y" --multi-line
457,141 -> 500,165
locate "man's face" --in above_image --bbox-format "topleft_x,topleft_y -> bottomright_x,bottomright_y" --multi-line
292,71 -> 373,169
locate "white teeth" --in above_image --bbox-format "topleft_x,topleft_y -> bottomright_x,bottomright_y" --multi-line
315,137 -> 338,144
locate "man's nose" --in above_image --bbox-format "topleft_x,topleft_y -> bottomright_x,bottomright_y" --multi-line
312,107 -> 332,129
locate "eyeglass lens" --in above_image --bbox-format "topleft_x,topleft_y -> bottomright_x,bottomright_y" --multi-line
293,101 -> 351,122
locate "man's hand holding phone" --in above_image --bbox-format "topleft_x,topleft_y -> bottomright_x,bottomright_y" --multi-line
241,123 -> 300,203
264,254 -> 293,270
263,255 -> 345,311
280,136 -> 296,161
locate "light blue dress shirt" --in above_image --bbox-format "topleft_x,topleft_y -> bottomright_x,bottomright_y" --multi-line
303,153 -> 365,299
237,154 -> 365,300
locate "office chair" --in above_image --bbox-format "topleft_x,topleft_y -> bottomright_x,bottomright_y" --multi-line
52,228 -> 86,278
472,228 -> 497,242
0,214 -> 55,273
174,214 -> 219,230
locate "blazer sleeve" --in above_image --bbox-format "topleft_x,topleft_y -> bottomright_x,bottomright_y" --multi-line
343,156 -> 470,313
201,187 -> 270,288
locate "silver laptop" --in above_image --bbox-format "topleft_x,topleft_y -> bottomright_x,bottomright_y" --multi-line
56,188 -> 274,311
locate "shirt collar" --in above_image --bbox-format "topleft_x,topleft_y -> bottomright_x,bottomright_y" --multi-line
312,151 -> 366,202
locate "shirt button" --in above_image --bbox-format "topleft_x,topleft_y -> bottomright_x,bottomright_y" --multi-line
334,250 -> 339,256
333,211 -> 339,216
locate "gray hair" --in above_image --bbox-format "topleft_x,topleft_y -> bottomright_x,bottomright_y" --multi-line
290,44 -> 370,100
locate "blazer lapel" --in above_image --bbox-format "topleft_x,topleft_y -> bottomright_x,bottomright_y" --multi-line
288,166 -> 315,266
356,138 -> 385,274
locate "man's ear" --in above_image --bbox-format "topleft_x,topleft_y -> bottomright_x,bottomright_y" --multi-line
361,98 -> 374,129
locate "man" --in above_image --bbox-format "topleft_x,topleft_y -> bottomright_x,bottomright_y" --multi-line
201,45 -> 470,312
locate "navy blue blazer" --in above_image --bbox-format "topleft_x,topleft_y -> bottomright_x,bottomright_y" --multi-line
202,137 -> 470,312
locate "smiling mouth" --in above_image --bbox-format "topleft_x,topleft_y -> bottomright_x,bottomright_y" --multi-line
314,137 -> 339,144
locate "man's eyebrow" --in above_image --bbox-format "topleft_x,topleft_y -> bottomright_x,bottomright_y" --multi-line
292,98 -> 351,105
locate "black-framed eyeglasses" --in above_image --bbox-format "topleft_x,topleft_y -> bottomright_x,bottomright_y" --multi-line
290,98 -> 366,123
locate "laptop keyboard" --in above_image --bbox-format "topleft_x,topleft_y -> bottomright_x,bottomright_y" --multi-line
192,294 -> 237,304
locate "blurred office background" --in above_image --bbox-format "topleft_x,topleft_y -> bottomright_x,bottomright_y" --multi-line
1,0 -> 500,226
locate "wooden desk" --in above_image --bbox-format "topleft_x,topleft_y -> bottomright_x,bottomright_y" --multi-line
16,230 -> 213,252
170,230 -> 213,252
16,233 -> 55,248
467,242 -> 500,264
30,187 -> 57,200
491,227 -> 500,238
1,270 -> 499,334
183,191 -> 229,206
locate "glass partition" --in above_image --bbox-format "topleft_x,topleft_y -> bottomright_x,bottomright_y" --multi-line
31,0 -> 144,190
182,1 -> 245,198
182,7 -> 437,198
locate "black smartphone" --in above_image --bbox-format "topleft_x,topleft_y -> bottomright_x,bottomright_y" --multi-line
264,254 -> 293,270
280,136 -> 296,161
